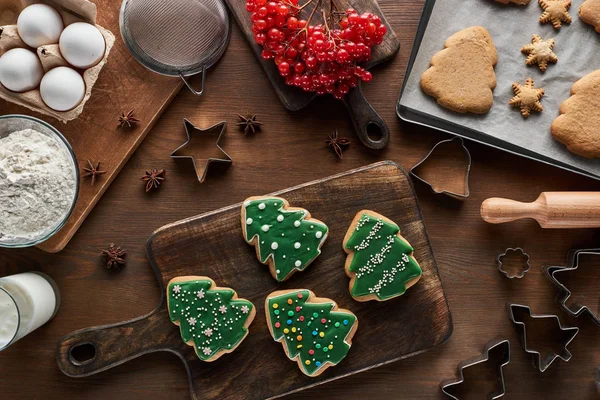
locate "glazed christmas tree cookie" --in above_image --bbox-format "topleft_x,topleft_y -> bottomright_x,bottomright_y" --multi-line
167,276 -> 255,361
241,196 -> 328,281
343,210 -> 423,302
265,289 -> 358,377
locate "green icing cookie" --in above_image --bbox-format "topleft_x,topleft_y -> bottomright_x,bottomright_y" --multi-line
167,277 -> 255,361
344,211 -> 423,301
242,197 -> 328,281
266,289 -> 357,377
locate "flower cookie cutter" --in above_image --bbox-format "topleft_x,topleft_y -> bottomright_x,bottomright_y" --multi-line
410,136 -> 472,199
440,339 -> 510,399
170,119 -> 232,183
497,248 -> 531,279
508,303 -> 579,372
542,248 -> 600,325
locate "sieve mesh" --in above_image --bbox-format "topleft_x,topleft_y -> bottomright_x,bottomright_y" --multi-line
120,0 -> 230,77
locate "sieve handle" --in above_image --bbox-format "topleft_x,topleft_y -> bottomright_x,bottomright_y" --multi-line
179,66 -> 206,96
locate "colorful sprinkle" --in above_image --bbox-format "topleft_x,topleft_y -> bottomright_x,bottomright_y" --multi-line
288,310 -> 294,317
334,322 -> 340,328
297,293 -> 303,299
320,318 -> 326,324
312,312 -> 319,318
328,344 -> 333,350
272,303 -> 278,309
299,316 -> 305,322
316,361 -> 322,367
309,349 -> 315,355
287,299 -> 293,305
312,330 -> 318,336
283,328 -> 289,334
343,319 -> 348,325
296,306 -> 301,312
297,344 -> 302,349
305,360 -> 311,365
275,322 -> 280,328
323,347 -> 328,352
315,344 -> 321,349
287,319 -> 292,325
292,327 -> 297,333
274,310 -> 280,315
297,335 -> 302,341
319,332 -> 325,338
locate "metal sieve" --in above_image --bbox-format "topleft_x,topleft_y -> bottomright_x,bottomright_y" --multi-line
119,0 -> 231,95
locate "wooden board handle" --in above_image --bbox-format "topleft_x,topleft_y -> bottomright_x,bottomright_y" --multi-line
481,192 -> 600,228
56,309 -> 173,377
343,85 -> 390,150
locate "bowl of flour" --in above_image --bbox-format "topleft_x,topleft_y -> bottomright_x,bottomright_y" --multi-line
0,115 -> 79,248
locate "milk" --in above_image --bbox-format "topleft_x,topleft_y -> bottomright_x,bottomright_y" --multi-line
0,272 -> 59,350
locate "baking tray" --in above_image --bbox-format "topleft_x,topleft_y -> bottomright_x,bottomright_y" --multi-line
397,0 -> 600,181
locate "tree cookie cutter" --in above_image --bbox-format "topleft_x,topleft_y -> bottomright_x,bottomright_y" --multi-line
440,339 -> 510,399
542,248 -> 600,325
410,136 -> 472,199
170,119 -> 232,183
508,303 -> 579,372
497,248 -> 531,279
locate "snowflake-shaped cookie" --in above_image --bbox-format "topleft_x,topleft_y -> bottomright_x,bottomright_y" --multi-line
510,78 -> 545,118
539,0 -> 572,29
521,35 -> 558,72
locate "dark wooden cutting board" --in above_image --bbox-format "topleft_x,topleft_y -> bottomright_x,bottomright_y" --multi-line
223,0 -> 400,149
56,161 -> 452,400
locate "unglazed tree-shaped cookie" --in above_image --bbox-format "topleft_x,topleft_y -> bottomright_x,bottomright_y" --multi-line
580,0 -> 600,33
509,78 -> 545,118
521,35 -> 557,72
539,0 -> 572,29
552,70 -> 600,158
421,26 -> 498,114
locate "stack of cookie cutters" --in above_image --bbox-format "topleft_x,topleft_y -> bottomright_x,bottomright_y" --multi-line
410,136 -> 472,199
507,303 -> 579,372
440,339 -> 510,399
542,248 -> 600,325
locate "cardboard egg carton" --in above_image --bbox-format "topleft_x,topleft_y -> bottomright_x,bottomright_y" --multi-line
0,0 -> 114,122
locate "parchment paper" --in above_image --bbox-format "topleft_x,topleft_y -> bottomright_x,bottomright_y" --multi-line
399,0 -> 600,178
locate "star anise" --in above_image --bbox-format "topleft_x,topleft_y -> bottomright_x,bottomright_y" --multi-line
118,110 -> 140,128
82,160 -> 107,186
325,130 -> 351,159
140,169 -> 166,192
101,243 -> 126,270
237,114 -> 262,135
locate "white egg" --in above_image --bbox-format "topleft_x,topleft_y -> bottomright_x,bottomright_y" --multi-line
59,22 -> 106,69
0,48 -> 43,92
40,67 -> 85,111
17,4 -> 64,48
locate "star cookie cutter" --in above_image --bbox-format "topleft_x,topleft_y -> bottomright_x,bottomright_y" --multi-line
542,248 -> 600,325
410,136 -> 471,199
497,248 -> 531,279
440,339 -> 510,400
508,303 -> 579,372
171,119 -> 232,183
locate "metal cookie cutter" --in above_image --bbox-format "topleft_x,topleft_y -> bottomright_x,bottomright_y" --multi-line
171,119 -> 232,183
440,339 -> 510,399
542,248 -> 600,325
410,136 -> 472,199
508,303 -> 579,372
497,248 -> 531,279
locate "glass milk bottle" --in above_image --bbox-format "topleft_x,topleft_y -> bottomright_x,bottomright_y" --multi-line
0,272 -> 60,350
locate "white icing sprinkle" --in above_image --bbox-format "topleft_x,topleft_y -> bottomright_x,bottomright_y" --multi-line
271,242 -> 279,250
203,347 -> 211,355
173,285 -> 181,293
241,305 -> 250,314
246,218 -> 253,225
277,214 -> 284,222
204,328 -> 213,337
219,305 -> 227,314
316,231 -> 323,239
294,242 -> 301,249
188,317 -> 197,325
197,289 -> 205,299
261,225 -> 270,232
295,260 -> 301,267
294,221 -> 301,227
258,203 -> 266,210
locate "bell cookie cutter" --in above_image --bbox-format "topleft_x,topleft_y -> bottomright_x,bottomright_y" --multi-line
440,339 -> 510,399
497,248 -> 531,279
508,303 -> 579,372
542,248 -> 600,325
410,136 -> 472,199
171,119 -> 232,183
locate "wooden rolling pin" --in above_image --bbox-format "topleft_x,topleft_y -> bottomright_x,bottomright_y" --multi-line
481,192 -> 600,228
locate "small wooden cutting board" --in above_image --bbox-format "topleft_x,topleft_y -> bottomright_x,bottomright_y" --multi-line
56,161 -> 452,400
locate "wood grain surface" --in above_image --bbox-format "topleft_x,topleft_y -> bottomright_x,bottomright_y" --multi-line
1,0 -> 600,399
0,0 -> 183,253
56,162 -> 451,399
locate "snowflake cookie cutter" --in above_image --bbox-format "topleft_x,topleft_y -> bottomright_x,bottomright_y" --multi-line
170,119 -> 232,183
440,339 -> 510,399
410,136 -> 472,200
497,248 -> 531,279
542,248 -> 600,325
508,303 -> 579,372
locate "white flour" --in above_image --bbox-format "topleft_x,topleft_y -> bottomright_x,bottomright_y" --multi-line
0,128 -> 76,241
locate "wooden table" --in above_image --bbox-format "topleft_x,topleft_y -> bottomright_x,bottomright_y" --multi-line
1,0 -> 600,398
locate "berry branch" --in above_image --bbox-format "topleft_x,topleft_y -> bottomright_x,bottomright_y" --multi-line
246,0 -> 387,99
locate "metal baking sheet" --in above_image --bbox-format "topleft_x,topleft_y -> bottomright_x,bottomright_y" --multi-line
397,0 -> 600,181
